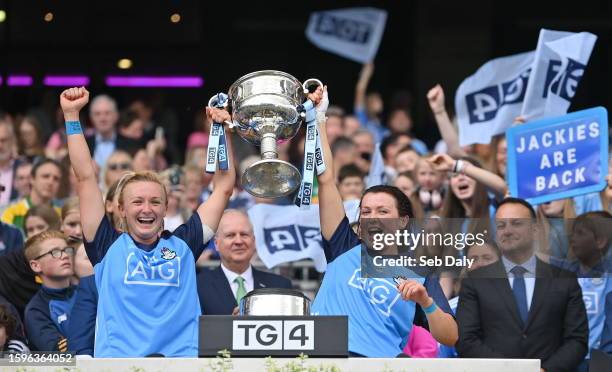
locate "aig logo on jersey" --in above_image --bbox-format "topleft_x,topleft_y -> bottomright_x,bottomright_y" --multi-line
347,268 -> 400,317
124,251 -> 181,286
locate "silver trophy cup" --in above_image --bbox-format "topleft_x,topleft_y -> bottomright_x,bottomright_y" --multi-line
228,70 -> 321,198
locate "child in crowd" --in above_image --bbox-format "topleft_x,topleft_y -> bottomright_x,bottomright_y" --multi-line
337,164 -> 365,201
414,158 -> 445,215
24,204 -> 61,238
394,145 -> 420,174
24,230 -> 77,352
0,304 -> 30,355
549,211 -> 612,371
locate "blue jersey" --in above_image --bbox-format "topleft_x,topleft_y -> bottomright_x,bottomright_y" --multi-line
550,256 -> 612,356
312,245 -> 422,357
85,214 -> 205,357
315,217 -> 452,357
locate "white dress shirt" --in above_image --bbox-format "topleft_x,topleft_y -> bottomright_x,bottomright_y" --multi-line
220,263 -> 254,299
502,255 -> 537,311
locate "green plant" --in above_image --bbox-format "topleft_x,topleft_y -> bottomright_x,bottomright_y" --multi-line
208,349 -> 233,372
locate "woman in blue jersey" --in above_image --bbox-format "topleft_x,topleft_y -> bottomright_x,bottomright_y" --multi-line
311,86 -> 458,357
60,87 -> 235,357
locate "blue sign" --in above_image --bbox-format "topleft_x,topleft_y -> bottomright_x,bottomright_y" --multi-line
506,106 -> 608,204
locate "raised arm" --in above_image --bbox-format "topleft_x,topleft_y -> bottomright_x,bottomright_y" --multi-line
427,85 -> 468,158
61,88 -> 105,242
429,153 -> 508,197
315,87 -> 347,240
354,63 -> 374,112
195,107 -> 235,232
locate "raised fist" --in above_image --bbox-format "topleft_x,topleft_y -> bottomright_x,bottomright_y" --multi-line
60,87 -> 90,114
427,84 -> 446,114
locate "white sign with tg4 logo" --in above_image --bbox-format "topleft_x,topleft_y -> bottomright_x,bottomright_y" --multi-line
232,320 -> 314,350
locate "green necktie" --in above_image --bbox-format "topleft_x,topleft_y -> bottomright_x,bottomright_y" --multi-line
234,276 -> 247,303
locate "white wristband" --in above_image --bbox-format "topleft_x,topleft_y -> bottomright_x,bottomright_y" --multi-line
316,112 -> 327,125
202,222 -> 215,244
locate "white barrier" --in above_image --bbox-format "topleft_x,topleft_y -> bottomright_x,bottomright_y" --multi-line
14,357 -> 540,372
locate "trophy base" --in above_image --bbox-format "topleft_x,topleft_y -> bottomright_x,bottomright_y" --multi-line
241,159 -> 301,199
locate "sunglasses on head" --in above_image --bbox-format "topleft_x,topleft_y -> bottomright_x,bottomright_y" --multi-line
33,246 -> 75,260
108,163 -> 132,171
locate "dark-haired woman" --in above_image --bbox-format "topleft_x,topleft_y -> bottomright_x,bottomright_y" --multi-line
312,86 -> 458,357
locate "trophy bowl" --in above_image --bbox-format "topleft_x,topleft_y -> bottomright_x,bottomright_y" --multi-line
239,288 -> 311,316
228,70 -> 307,199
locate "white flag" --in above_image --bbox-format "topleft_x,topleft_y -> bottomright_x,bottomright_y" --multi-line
366,143 -> 386,188
521,29 -> 597,120
248,200 -> 360,272
305,8 -> 387,64
455,51 -> 534,145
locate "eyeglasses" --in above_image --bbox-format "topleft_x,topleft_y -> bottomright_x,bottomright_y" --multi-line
108,163 -> 132,171
33,246 -> 75,260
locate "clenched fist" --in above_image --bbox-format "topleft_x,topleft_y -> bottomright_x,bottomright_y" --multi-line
60,87 -> 89,121
427,84 -> 446,114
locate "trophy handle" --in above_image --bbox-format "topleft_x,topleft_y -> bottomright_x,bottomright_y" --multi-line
302,78 -> 323,94
207,93 -> 234,127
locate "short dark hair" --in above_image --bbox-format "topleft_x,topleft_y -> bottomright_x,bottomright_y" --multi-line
118,110 -> 140,129
379,133 -> 411,160
31,157 -> 62,178
360,185 -> 414,218
338,164 -> 364,183
331,136 -> 355,154
496,197 -> 536,219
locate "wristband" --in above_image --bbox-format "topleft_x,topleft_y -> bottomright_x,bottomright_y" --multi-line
453,159 -> 466,174
423,300 -> 438,314
65,121 -> 82,135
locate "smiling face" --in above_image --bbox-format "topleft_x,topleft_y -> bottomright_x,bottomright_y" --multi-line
495,203 -> 536,259
215,211 -> 255,273
359,192 -> 408,249
119,181 -> 167,244
450,173 -> 476,201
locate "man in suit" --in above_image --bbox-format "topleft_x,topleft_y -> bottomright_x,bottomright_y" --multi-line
196,209 -> 292,315
85,95 -> 139,169
456,197 -> 588,372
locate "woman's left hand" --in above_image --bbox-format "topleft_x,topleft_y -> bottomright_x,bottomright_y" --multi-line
397,279 -> 432,307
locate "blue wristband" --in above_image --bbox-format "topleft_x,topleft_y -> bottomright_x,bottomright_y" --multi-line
423,301 -> 438,314
65,121 -> 82,135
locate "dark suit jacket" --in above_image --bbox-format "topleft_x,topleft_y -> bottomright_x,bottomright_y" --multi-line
85,132 -> 141,158
600,291 -> 612,354
196,266 -> 293,315
456,258 -> 588,372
